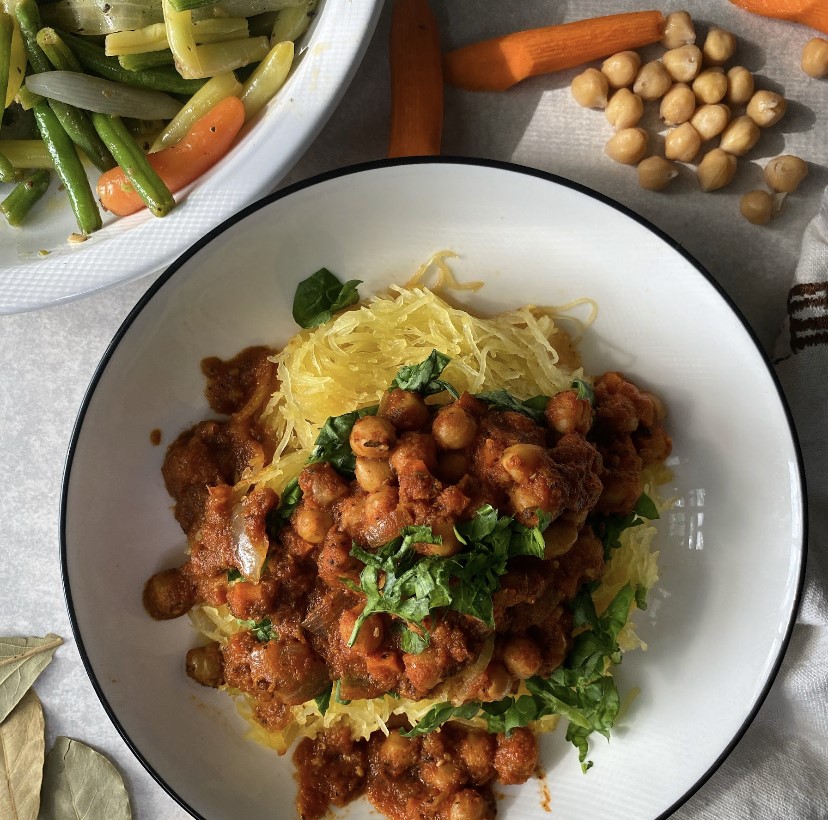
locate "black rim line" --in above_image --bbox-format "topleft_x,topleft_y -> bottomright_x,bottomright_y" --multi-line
59,156 -> 809,820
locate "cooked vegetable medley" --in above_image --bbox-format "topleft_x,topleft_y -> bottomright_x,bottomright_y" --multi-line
144,271 -> 672,819
0,0 -> 314,230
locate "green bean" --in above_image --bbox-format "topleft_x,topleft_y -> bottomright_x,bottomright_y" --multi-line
0,169 -> 50,226
15,84 -> 42,110
60,32 -> 207,96
0,12 -> 21,182
118,50 -> 175,72
15,1 -> 114,171
33,102 -> 101,234
36,28 -> 83,72
90,113 -> 175,218
169,0 -> 215,12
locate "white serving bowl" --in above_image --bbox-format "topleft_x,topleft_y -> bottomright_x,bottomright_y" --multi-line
0,0 -> 383,315
62,159 -> 806,820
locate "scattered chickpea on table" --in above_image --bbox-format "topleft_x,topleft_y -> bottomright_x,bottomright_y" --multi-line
569,9 -> 815,227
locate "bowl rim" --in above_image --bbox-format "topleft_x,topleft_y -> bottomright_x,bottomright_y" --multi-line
59,156 -> 809,820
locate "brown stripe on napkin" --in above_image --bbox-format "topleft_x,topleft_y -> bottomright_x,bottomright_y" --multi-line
788,282 -> 828,352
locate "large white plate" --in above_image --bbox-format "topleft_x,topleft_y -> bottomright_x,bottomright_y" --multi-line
62,160 -> 806,820
0,0 -> 383,315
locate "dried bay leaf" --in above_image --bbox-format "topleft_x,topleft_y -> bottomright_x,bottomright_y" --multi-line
39,737 -> 132,820
0,635 -> 63,723
0,689 -> 45,820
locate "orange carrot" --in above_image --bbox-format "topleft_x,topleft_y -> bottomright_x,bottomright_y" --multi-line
729,0 -> 828,34
444,11 -> 665,92
97,96 -> 245,217
388,0 -> 443,158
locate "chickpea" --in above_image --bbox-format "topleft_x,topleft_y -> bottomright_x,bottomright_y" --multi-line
665,122 -> 701,162
661,11 -> 696,49
660,83 -> 696,125
143,567 -> 194,620
292,503 -> 333,544
690,103 -> 731,141
379,388 -> 429,431
543,519 -> 579,558
802,37 -> 828,78
692,67 -> 727,104
696,148 -> 737,192
703,27 -> 736,66
415,519 -> 463,557
740,190 -> 774,225
479,662 -> 512,702
299,461 -> 349,507
633,61 -> 673,100
719,115 -> 760,156
502,636 -> 542,679
570,67 -> 609,108
349,415 -> 396,459
500,443 -> 545,483
420,760 -> 465,793
449,790 -> 492,820
726,66 -> 754,106
604,127 -> 648,165
763,155 -> 808,193
185,642 -> 224,688
354,456 -> 393,492
662,44 -> 703,83
339,606 -> 384,653
605,88 -> 644,130
432,404 -> 478,450
601,50 -> 641,88
637,156 -> 678,191
457,732 -> 496,785
379,732 -> 418,775
390,432 -> 438,474
746,90 -> 787,128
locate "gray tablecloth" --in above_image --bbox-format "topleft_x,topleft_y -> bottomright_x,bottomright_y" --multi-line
2,1 -> 827,817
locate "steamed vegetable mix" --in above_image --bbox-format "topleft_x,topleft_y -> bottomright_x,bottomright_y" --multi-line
0,0 -> 313,233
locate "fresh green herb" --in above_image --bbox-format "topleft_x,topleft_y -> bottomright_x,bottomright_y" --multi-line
391,349 -> 459,398
634,585 -> 649,611
399,625 -> 429,655
292,268 -> 361,329
226,568 -> 242,583
308,405 -> 378,478
346,507 -> 552,646
474,389 -> 550,423
315,684 -> 332,716
591,492 -> 660,561
571,378 -> 595,404
238,617 -> 277,643
265,477 -> 304,541
333,679 -> 351,705
399,701 -> 481,737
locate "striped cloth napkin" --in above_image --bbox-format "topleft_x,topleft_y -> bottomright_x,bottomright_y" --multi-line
675,191 -> 828,818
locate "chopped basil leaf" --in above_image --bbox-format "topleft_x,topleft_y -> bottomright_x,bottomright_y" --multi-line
400,626 -> 429,655
391,350 -> 459,398
315,684 -> 332,716
265,477 -> 303,541
400,700 -> 481,737
571,378 -> 595,404
634,493 -> 660,520
238,616 -> 277,643
292,268 -> 361,328
226,568 -> 242,583
308,406 -> 378,478
474,389 -> 549,424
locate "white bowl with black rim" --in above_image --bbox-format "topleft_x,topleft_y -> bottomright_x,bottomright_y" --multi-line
61,159 -> 806,820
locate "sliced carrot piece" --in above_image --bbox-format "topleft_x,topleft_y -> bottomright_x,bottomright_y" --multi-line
729,0 -> 828,34
444,11 -> 665,92
97,95 -> 245,216
388,0 -> 443,157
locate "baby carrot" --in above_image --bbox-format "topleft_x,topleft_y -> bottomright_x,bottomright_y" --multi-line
444,11 -> 665,92
388,0 -> 443,157
729,0 -> 828,34
97,95 -> 244,217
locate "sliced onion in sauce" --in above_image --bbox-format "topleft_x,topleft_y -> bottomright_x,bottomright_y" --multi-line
445,636 -> 495,706
230,501 -> 268,582
25,72 -> 182,120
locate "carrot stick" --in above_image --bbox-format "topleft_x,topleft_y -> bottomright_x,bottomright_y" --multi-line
97,95 -> 244,216
388,0 -> 443,157
444,11 -> 665,92
729,0 -> 828,34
